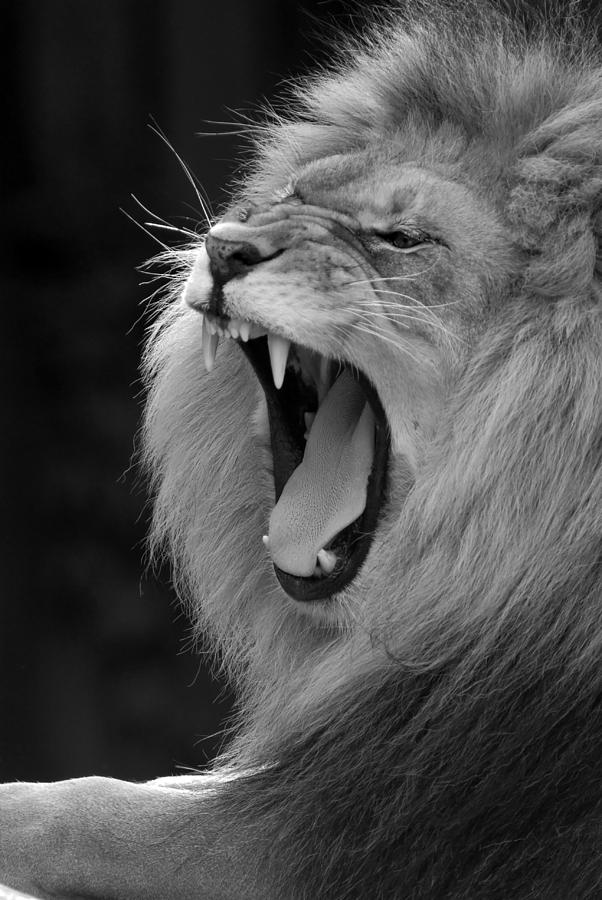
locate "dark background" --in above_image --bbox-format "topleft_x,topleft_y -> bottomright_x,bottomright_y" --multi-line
1,0 -> 356,783
2,0 -> 597,783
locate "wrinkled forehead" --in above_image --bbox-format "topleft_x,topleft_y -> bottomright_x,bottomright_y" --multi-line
293,146 -> 491,240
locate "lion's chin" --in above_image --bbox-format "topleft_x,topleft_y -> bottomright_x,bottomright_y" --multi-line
227,324 -> 391,603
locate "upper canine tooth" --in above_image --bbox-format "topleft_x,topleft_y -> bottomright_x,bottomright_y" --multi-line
229,319 -> 240,339
239,321 -> 251,342
202,326 -> 219,371
267,334 -> 290,389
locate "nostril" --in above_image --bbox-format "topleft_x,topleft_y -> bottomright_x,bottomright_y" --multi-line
205,232 -> 284,285
228,244 -> 264,268
207,235 -> 258,281
231,246 -> 285,266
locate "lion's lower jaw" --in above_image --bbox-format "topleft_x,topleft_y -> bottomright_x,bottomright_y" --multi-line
145,323 -> 416,673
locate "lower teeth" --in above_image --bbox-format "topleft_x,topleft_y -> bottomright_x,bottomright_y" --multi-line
262,536 -> 337,578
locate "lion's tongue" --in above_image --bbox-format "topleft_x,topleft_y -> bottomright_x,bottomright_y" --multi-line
268,369 -> 375,577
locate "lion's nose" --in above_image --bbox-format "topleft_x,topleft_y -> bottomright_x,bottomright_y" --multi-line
202,221 -> 285,316
205,230 -> 267,285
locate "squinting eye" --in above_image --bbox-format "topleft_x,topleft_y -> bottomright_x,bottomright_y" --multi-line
377,230 -> 431,251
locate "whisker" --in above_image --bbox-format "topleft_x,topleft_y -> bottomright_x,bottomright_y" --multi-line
128,271 -> 185,334
354,295 -> 461,334
121,208 -> 169,250
148,117 -> 213,225
363,289 -> 438,307
196,129 -> 261,138
358,296 -> 461,310
364,292 -> 459,308
348,323 -> 427,368
145,222 -> 199,239
347,255 -> 442,285
130,194 -> 174,227
209,111 -> 267,130
386,315 -> 459,343
365,308 -> 459,342
339,307 -> 410,331
369,308 -> 436,328
196,110 -> 271,140
341,305 -> 460,343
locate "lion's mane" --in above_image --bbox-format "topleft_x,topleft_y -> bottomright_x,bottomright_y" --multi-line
144,2 -> 602,896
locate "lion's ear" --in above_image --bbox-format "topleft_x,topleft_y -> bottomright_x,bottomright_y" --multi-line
507,96 -> 602,304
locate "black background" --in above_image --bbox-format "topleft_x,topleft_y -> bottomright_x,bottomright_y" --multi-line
1,0 -> 597,783
1,0 -> 356,783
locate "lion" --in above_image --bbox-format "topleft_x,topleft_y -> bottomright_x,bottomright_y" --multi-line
1,2 -> 601,898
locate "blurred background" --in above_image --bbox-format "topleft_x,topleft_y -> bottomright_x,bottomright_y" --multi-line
1,0 -> 355,783
2,0 -> 596,783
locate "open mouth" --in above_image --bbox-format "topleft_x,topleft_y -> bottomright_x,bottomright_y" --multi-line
203,313 -> 390,602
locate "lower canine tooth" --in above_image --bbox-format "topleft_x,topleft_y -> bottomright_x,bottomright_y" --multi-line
317,549 -> 337,574
202,326 -> 219,371
267,334 -> 290,389
262,534 -> 270,548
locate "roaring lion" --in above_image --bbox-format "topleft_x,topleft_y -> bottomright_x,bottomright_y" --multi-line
1,2 -> 601,898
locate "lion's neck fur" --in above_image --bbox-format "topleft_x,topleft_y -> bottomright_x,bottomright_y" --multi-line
143,1 -> 602,895
209,296 -> 602,898
143,310 -> 333,708
143,262 -> 602,780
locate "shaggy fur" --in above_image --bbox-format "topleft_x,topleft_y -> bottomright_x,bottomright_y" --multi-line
143,2 -> 602,897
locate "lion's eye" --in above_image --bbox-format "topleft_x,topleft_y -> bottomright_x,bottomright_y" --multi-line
377,230 -> 430,252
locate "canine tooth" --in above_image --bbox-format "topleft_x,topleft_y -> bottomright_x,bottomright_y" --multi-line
229,319 -> 240,339
267,334 -> 290,389
317,548 -> 337,574
202,326 -> 219,371
239,321 -> 251,342
262,534 -> 270,548
205,318 -> 217,336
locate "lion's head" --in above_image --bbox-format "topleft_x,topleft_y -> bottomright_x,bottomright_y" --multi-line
144,4 -> 601,894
